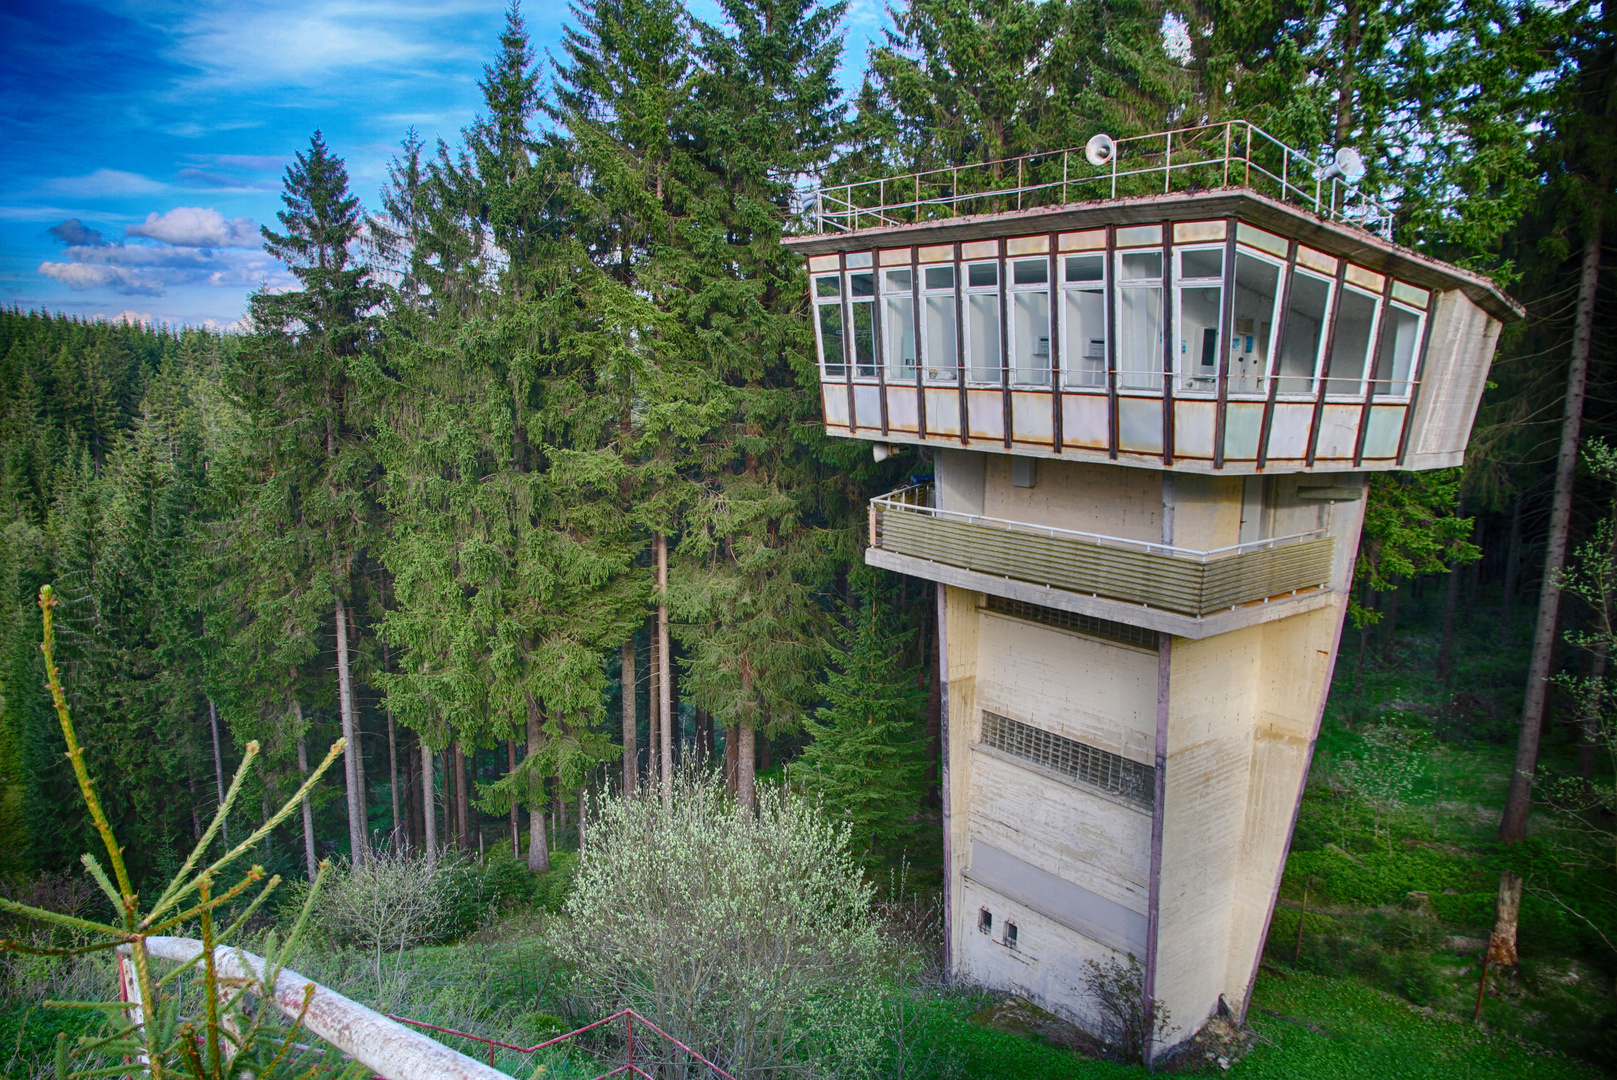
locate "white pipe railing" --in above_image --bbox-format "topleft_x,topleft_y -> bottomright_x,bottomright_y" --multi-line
117,937 -> 510,1080
801,120 -> 1396,240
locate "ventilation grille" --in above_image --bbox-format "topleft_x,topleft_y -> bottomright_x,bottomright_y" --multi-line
980,711 -> 1155,807
984,595 -> 1160,650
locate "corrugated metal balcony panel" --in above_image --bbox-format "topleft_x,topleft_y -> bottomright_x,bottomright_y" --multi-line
878,507 -> 1333,617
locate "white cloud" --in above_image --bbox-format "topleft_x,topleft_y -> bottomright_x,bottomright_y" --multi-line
126,206 -> 258,248
51,169 -> 169,198
39,262 -> 166,296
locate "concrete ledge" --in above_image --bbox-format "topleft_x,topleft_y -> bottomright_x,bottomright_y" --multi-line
866,547 -> 1338,639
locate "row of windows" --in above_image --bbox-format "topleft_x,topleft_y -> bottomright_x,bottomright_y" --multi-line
979,711 -> 1155,807
812,243 -> 1426,401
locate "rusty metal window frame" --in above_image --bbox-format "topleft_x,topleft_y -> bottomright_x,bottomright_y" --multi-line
980,710 -> 1155,808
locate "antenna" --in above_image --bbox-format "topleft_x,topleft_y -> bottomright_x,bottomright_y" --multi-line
1085,134 -> 1116,168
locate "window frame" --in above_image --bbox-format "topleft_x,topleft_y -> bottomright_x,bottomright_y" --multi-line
1273,266 -> 1334,399
921,262 -> 960,384
1370,299 -> 1425,401
847,268 -> 878,382
1172,243 -> 1225,397
1007,256 -> 1053,388
811,273 -> 845,381
1114,247 -> 1166,396
881,267 -> 917,383
1324,283 -> 1383,400
1059,252 -> 1107,391
963,259 -> 1003,386
1226,245 -> 1288,400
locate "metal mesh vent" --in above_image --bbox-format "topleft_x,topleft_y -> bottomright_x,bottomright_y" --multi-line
980,711 -> 1155,807
984,595 -> 1160,650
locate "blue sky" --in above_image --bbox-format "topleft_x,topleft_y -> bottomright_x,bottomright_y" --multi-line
0,0 -> 888,330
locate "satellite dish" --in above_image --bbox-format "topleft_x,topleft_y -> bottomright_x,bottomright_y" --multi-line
1330,147 -> 1366,184
1085,133 -> 1116,167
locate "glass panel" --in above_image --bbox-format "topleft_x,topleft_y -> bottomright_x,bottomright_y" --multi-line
968,262 -> 999,287
1230,253 -> 1280,395
1329,288 -> 1378,394
1180,247 -> 1223,279
885,294 -> 917,380
817,303 -> 845,378
1177,282 -> 1222,392
1373,305 -> 1421,396
1277,270 -> 1329,394
924,295 -> 958,382
1117,286 -> 1162,391
850,271 -> 874,298
1012,291 -> 1051,385
884,268 -> 912,293
967,293 -> 1000,382
1120,251 -> 1162,281
925,265 -> 956,290
1013,258 -> 1048,285
815,275 -> 841,298
1065,255 -> 1102,283
1063,289 -> 1105,388
851,301 -> 876,378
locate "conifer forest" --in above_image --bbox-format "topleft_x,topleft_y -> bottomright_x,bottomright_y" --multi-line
3,0 -> 1617,1076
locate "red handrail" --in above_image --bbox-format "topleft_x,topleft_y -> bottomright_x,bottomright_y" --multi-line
386,1007 -> 739,1080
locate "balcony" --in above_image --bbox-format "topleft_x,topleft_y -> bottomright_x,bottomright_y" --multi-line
869,485 -> 1335,628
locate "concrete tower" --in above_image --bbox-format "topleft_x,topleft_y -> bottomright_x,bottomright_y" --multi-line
783,124 -> 1520,1056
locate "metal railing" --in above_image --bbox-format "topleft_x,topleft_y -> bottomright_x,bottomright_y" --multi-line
805,120 -> 1395,240
871,484 -> 1334,617
117,938 -> 737,1080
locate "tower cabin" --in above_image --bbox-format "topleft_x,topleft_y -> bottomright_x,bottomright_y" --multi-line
783,122 -> 1520,1057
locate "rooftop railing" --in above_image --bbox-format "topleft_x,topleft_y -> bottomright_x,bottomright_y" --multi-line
870,484 -> 1335,617
805,120 -> 1395,241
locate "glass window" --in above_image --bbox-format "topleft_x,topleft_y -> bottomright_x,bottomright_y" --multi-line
1012,258 -> 1048,285
1277,270 -> 1330,394
1230,253 -> 1281,395
922,265 -> 957,383
965,262 -> 1001,383
850,271 -> 874,298
884,269 -> 917,382
1328,287 -> 1379,395
1373,304 -> 1421,397
1175,247 -> 1222,393
848,271 -> 876,378
1117,250 -> 1164,392
1062,255 -> 1105,389
817,302 -> 845,379
1011,291 -> 1050,385
967,293 -> 1001,382
815,274 -> 841,298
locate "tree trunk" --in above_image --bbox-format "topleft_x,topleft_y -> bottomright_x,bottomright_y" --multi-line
737,723 -> 756,815
725,724 -> 739,795
508,739 -> 520,852
1380,585 -> 1401,660
578,786 -> 586,849
647,621 -> 660,791
453,741 -> 470,851
1487,871 -> 1523,968
420,739 -> 437,862
1501,494 -> 1524,643
1334,0 -> 1361,144
657,532 -> 673,807
295,720 -> 317,883
1501,234 -> 1601,842
208,696 -> 228,846
1438,561 -> 1462,683
526,710 -> 549,872
382,643 -> 400,847
334,592 -> 366,861
621,639 -> 637,796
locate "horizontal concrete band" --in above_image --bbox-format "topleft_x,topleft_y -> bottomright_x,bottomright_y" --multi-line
964,840 -> 1149,956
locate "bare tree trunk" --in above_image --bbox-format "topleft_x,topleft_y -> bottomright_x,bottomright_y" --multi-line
578,786 -> 586,849
527,709 -> 549,872
1501,494 -> 1524,643
657,533 -> 673,808
508,739 -> 520,852
453,741 -> 470,851
334,592 -> 366,862
295,715 -> 317,883
1488,871 -> 1523,968
420,739 -> 437,863
621,640 -> 637,796
405,729 -> 422,853
725,724 -> 739,795
737,724 -> 756,815
382,643 -> 400,847
647,621 -> 660,791
1502,234 -> 1601,842
208,697 -> 228,846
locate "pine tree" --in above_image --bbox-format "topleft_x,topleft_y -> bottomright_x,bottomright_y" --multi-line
791,582 -> 929,870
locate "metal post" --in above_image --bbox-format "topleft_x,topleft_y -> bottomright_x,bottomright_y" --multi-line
1164,130 -> 1172,193
1223,122 -> 1232,186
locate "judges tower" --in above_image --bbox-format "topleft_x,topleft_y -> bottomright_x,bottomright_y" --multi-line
783,123 -> 1519,1055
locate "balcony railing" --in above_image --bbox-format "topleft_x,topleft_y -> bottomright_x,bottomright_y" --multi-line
870,485 -> 1334,618
803,120 -> 1395,240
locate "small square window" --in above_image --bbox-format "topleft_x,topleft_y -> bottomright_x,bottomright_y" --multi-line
884,268 -> 913,293
1004,921 -> 1018,950
815,275 -> 841,298
925,265 -> 956,290
978,908 -> 993,935
850,272 -> 875,297
1065,255 -> 1103,283
1012,258 -> 1048,285
1180,248 -> 1224,279
967,262 -> 998,288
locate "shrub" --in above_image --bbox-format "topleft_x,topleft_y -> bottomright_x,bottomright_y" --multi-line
319,847 -> 451,994
556,768 -> 886,1079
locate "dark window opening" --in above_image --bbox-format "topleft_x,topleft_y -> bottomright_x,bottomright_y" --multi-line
1004,921 -> 1019,950
980,710 -> 1155,807
979,908 -> 993,935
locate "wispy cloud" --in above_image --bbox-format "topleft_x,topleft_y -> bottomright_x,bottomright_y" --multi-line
51,168 -> 168,198
126,206 -> 258,247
